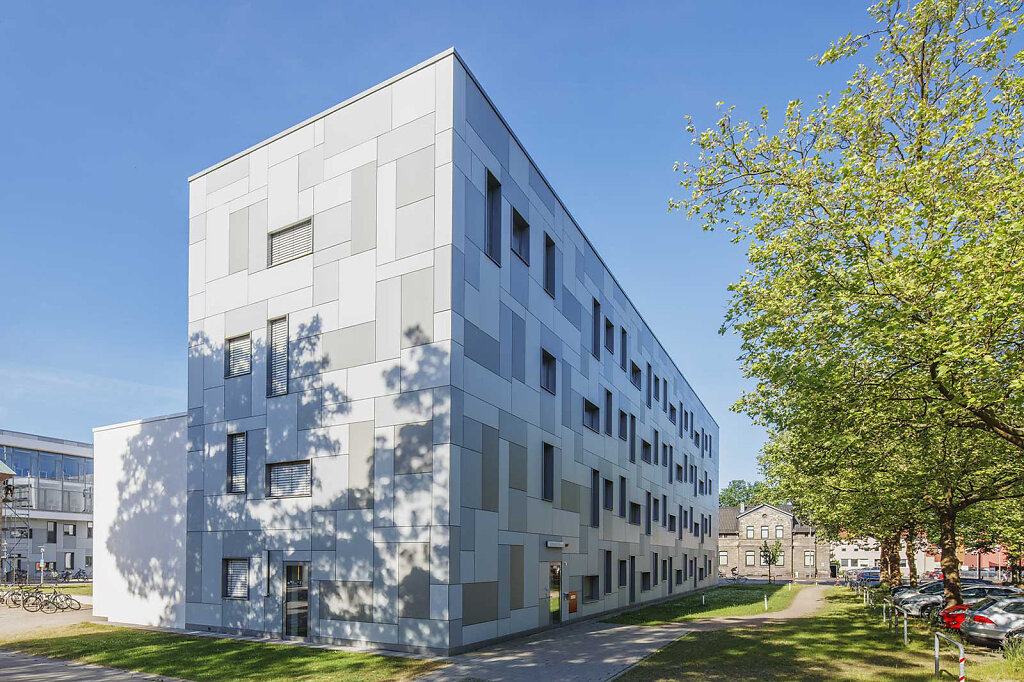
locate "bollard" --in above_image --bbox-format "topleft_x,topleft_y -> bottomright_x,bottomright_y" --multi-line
764,593 -> 768,612
702,593 -> 705,607
934,631 -> 966,681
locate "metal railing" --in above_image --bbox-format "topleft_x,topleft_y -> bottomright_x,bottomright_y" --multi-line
882,598 -> 909,646
934,631 -> 965,681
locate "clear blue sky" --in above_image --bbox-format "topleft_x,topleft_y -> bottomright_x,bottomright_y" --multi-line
0,1 -> 869,482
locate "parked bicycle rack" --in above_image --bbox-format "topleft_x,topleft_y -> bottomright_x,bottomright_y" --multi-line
934,631 -> 965,681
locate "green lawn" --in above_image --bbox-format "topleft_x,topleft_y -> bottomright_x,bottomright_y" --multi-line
618,588 -> 1019,681
40,583 -> 92,596
605,583 -> 804,626
0,622 -> 445,681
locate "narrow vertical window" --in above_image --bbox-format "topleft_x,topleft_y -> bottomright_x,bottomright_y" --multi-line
618,410 -> 628,440
604,551 -> 613,594
267,317 -> 288,397
591,469 -> 600,528
620,329 -> 627,370
511,208 -> 530,263
592,299 -> 601,359
540,349 -> 557,394
604,318 -> 614,353
618,476 -> 626,518
542,443 -> 555,501
485,171 -> 502,264
227,432 -> 247,494
543,233 -> 556,296
583,399 -> 600,432
225,335 -> 252,378
644,491 -> 652,535
604,390 -> 613,435
646,363 -> 652,407
629,414 -> 636,462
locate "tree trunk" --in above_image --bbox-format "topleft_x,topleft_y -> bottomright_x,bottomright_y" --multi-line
878,536 -> 891,585
937,508 -> 963,607
905,527 -> 918,587
889,529 -> 903,587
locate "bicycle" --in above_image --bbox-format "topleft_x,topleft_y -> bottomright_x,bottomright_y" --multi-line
719,569 -> 748,583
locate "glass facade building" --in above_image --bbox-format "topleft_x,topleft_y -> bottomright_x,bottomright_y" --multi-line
0,445 -> 94,514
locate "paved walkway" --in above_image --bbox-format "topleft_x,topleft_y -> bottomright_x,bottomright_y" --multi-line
0,650 -> 181,681
418,585 -> 829,681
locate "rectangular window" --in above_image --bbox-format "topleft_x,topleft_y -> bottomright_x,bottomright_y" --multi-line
87,522 -> 93,539
618,476 -> 626,518
63,523 -> 76,537
776,525 -> 784,539
603,478 -> 614,511
618,410 -> 628,440
746,526 -> 754,539
745,551 -> 756,567
676,464 -> 683,482
631,362 -> 642,389
584,575 -> 599,602
620,329 -> 627,371
654,376 -> 660,402
591,469 -> 600,528
540,349 -> 557,394
225,334 -> 252,378
719,551 -> 728,565
604,390 -> 613,435
646,364 -> 652,407
64,552 -> 74,570
511,208 -> 530,263
227,432 -> 247,494
662,495 -> 668,526
604,551 -> 613,594
675,569 -> 683,585
583,399 -> 600,432
678,504 -> 684,540
653,430 -> 659,465
653,552 -> 659,585
645,492 -> 652,535
652,497 -> 659,523
683,408 -> 689,433
669,515 -> 676,532
618,559 -> 628,587
267,317 -> 288,397
268,220 -> 313,267
604,318 -> 614,353
46,522 -> 56,544
223,559 -> 249,599
670,405 -> 677,424
629,415 -> 637,462
760,526 -> 769,539
592,299 -> 601,359
542,443 -> 555,501
641,440 -> 651,463
543,233 -> 556,296
85,555 -> 93,568
485,172 -> 502,264
804,551 -> 815,567
629,502 -> 641,525
641,572 -> 651,592
267,461 -> 312,498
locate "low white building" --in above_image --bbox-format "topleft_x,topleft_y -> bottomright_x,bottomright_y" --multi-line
832,538 -> 940,575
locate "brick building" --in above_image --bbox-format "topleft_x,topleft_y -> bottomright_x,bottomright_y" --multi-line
717,503 -> 829,580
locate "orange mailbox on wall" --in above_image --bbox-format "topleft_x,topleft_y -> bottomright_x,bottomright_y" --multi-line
567,591 -> 578,614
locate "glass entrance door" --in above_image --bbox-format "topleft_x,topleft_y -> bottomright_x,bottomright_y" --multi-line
548,561 -> 562,624
283,563 -> 309,638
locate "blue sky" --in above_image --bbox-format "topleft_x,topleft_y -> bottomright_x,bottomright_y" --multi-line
0,2 -> 869,482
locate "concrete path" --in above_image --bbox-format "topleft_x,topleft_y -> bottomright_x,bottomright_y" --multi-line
418,585 -> 829,681
0,650 -> 181,681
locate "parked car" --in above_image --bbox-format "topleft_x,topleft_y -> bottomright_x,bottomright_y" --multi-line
960,596 -> 1024,647
905,586 -> 1023,620
894,579 -> 992,608
891,580 -> 938,597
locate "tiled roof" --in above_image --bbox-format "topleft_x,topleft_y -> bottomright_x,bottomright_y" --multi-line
718,504 -> 816,534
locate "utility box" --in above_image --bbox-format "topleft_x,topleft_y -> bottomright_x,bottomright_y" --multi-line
567,591 -> 578,614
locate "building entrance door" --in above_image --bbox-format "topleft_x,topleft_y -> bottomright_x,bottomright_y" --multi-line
283,563 -> 309,638
548,561 -> 562,624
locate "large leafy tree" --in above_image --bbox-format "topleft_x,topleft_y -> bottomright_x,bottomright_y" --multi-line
674,0 -> 1024,606
673,0 -> 1024,450
719,479 -> 771,507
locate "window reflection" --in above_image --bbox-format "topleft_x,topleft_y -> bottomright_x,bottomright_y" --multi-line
0,446 -> 93,513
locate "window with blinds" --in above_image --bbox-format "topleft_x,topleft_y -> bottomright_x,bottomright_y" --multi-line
268,221 -> 313,267
267,317 -> 288,397
227,433 -> 246,494
224,335 -> 251,378
223,559 -> 249,599
268,461 -> 311,498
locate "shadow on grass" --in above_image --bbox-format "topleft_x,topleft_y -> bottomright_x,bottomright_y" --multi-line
618,590 -> 1012,682
606,583 -> 798,626
0,622 -> 443,682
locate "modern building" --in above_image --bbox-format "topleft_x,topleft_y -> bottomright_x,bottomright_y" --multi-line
831,536 -> 940,575
0,429 -> 94,582
717,503 -> 829,580
94,48 -> 720,655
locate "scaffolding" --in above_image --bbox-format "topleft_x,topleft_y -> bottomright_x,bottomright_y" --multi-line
1,471 -> 32,583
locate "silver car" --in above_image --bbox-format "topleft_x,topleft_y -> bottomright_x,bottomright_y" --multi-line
904,586 -> 1022,619
960,596 -> 1024,647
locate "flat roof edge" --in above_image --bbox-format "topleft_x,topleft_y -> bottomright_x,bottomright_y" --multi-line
93,412 -> 188,433
188,47 -> 457,182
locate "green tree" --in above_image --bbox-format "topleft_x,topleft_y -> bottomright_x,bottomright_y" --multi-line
760,539 -> 784,583
719,479 -> 770,508
674,0 -> 1024,607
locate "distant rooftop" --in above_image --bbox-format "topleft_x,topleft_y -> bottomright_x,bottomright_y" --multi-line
0,428 -> 93,450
